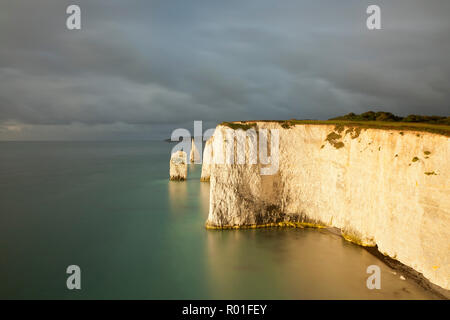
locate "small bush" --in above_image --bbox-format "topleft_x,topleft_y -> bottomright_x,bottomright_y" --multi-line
325,132 -> 345,149
334,125 -> 345,133
281,121 -> 294,129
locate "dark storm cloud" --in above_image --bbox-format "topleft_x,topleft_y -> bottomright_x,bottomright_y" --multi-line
0,0 -> 449,139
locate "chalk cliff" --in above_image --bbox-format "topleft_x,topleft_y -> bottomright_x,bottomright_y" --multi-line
205,122 -> 450,291
201,138 -> 213,182
190,138 -> 201,163
169,150 -> 188,181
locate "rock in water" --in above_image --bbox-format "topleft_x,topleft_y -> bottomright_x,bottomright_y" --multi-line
169,150 -> 187,181
190,138 -> 201,163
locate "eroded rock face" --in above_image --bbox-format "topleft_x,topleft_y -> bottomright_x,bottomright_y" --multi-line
205,122 -> 450,290
200,137 -> 213,182
169,150 -> 187,181
190,138 -> 201,163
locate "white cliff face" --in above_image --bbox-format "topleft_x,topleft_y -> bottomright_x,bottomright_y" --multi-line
201,137 -> 213,182
169,150 -> 188,181
190,138 -> 201,163
205,122 -> 450,290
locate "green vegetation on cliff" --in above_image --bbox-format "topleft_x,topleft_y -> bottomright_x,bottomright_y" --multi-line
220,121 -> 257,131
330,111 -> 450,125
221,111 -> 450,137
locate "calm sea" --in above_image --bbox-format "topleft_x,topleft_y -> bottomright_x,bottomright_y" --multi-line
0,141 -> 439,299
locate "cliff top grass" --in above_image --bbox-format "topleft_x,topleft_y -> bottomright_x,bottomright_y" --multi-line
220,112 -> 450,137
219,121 -> 257,130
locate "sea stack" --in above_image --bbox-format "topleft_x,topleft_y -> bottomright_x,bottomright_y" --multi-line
200,137 -> 213,182
190,138 -> 201,163
169,150 -> 188,181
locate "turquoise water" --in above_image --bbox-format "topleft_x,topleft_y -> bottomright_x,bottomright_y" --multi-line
0,141 -> 439,299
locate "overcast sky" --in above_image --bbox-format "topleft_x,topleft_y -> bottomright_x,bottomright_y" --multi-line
0,0 -> 449,140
